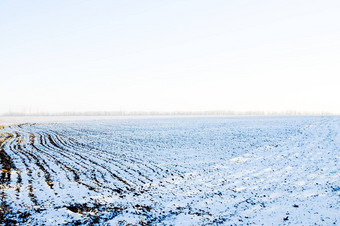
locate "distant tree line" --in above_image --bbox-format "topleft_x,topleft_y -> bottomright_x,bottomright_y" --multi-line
1,110 -> 335,117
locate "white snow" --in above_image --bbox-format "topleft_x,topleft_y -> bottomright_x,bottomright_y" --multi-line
0,116 -> 339,224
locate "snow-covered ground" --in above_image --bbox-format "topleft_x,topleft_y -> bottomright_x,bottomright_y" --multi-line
0,116 -> 339,225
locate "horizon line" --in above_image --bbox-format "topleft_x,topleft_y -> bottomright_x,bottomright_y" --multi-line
1,110 -> 337,117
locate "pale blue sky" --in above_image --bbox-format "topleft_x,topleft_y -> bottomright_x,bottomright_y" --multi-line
1,0 -> 340,114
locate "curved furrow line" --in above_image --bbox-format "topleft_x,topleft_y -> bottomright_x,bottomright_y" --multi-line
45,132 -> 135,187
10,125 -> 158,192
33,132 -> 79,178
45,129 -> 150,186
10,127 -> 96,194
11,131 -> 56,191
35,129 -> 137,193
38,132 -> 98,176
53,131 -> 171,181
26,132 -> 111,200
15,131 -> 61,197
59,132 -> 160,169
31,132 -> 100,191
13,131 -> 58,192
0,133 -> 16,184
42,133 -> 108,185
40,132 -> 131,190
28,133 -> 57,177
15,123 -> 182,198
16,123 -> 36,129
6,137 -> 39,207
50,131 -> 153,185
62,130 -> 185,182
0,132 -> 17,223
3,140 -> 28,201
90,139 -> 184,179
18,144 -> 54,190
86,138 -> 167,174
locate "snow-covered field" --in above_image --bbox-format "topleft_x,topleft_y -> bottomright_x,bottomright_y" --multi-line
0,116 -> 339,225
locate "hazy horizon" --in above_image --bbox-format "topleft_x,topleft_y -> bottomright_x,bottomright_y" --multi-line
1,0 -> 340,114
1,110 -> 337,117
